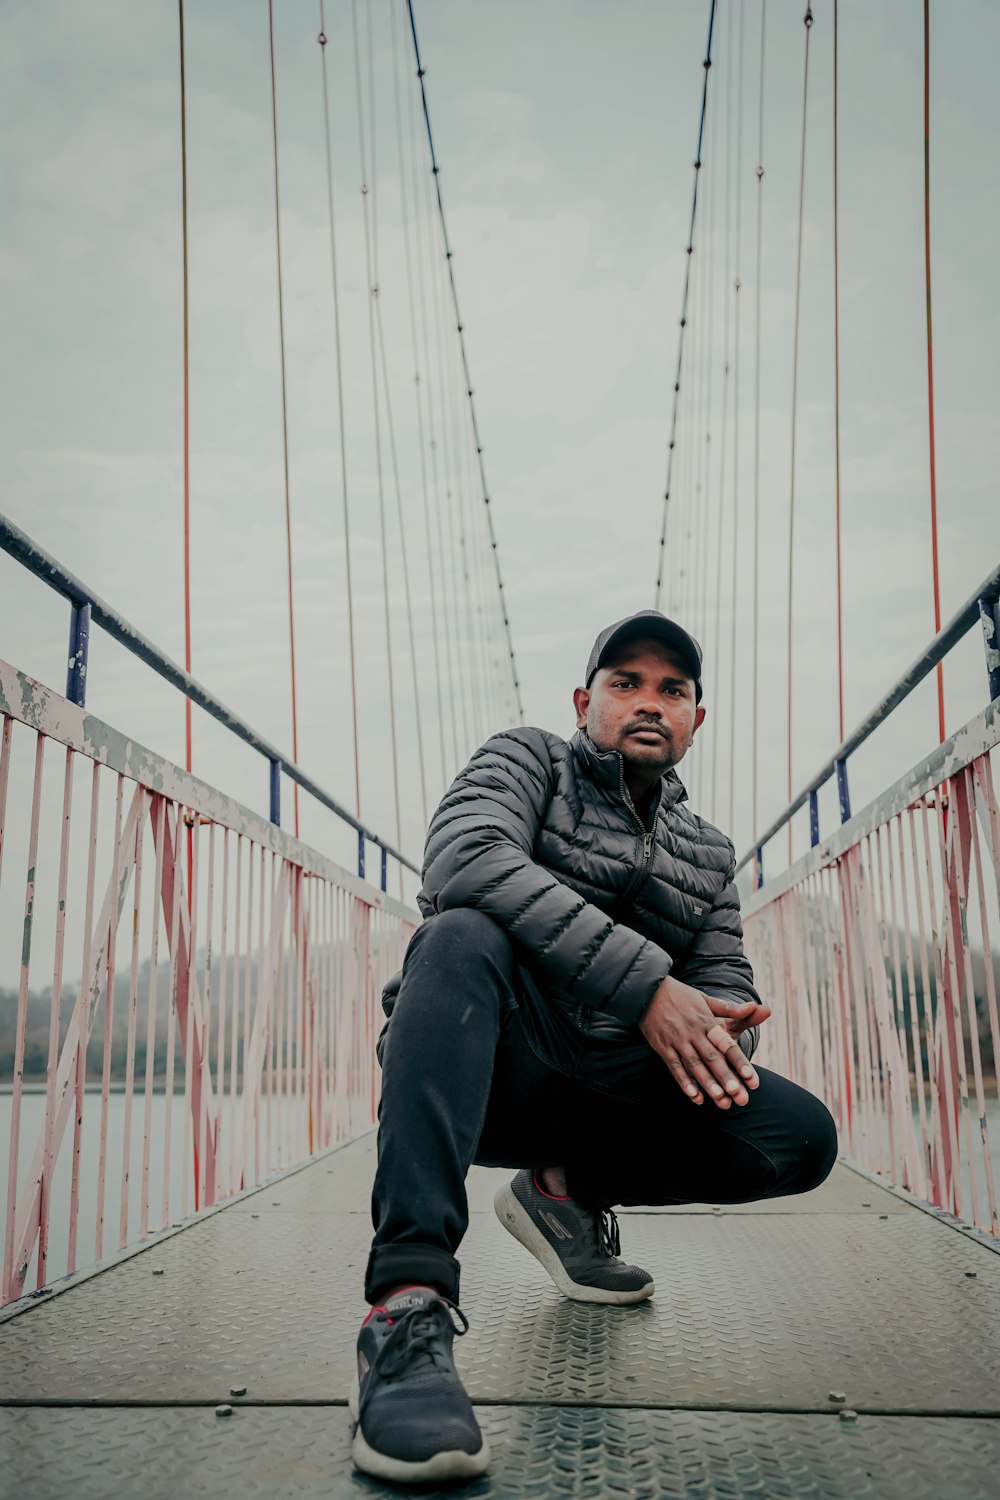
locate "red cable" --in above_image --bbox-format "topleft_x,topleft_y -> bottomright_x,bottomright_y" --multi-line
924,0 -> 945,744
833,0 -> 845,746
269,0 -> 301,835
179,0 -> 194,916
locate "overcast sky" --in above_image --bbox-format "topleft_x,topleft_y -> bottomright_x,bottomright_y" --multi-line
2,0 -> 998,936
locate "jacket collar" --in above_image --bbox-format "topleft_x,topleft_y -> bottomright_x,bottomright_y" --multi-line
570,729 -> 689,813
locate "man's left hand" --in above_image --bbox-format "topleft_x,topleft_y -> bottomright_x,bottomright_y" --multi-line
705,996 -> 772,1039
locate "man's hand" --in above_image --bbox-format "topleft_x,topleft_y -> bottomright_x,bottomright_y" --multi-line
638,976 -> 769,1108
705,994 -> 772,1040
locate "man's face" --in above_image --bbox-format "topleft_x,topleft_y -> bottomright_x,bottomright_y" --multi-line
572,637 -> 706,773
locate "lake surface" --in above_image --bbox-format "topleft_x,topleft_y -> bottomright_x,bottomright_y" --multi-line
1,1088 -> 314,1295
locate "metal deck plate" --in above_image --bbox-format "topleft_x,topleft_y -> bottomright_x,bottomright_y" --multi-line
1,1146 -> 997,1412
223,1132 -> 915,1216
2,1406 -> 999,1500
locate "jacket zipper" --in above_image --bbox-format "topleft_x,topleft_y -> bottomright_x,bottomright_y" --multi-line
611,761 -> 657,915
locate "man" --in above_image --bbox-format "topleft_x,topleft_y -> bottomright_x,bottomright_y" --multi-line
351,610 -> 837,1485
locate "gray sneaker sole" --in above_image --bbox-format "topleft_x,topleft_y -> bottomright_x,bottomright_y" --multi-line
493,1181 -> 655,1305
349,1373 -> 491,1483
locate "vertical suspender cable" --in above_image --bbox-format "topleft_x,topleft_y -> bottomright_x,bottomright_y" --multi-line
317,5 -> 361,820
710,0 -> 732,823
832,0 -> 845,745
267,0 -> 301,838
654,0 -> 719,610
787,4 -> 813,862
390,0 -> 448,788
407,60 -> 461,774
695,64 -> 720,796
727,0 -> 745,834
350,0 -> 404,857
177,0 -> 195,913
178,0 -> 192,778
751,0 -> 766,868
406,0 -> 524,723
923,0 -> 945,743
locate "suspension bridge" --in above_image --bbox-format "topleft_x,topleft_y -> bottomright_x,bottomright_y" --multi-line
1,1 -> 999,1495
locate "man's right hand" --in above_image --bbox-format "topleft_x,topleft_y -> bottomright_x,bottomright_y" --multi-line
638,975 -> 761,1109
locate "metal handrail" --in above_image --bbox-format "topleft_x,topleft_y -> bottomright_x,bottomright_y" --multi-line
737,559 -> 1000,878
0,510 -> 419,877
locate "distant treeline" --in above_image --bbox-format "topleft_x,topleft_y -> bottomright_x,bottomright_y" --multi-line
0,944 -> 354,1084
1,931 -> 997,1085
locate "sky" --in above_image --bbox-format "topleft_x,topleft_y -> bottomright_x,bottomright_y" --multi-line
1,0 -> 999,960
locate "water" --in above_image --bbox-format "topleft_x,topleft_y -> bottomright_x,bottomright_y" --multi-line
0,1087 -> 311,1296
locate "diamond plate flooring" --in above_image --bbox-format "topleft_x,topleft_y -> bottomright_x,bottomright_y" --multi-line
3,1133 -> 999,1497
2,1407 -> 1000,1500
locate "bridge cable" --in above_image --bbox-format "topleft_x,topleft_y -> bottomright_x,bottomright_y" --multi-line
317,3 -> 362,821
751,0 -> 766,859
177,0 -> 192,779
177,0 -> 196,913
363,5 -> 431,832
727,0 -> 746,834
404,45 -> 462,774
710,0 -> 734,823
832,0 -> 845,745
417,131 -> 464,772
694,52 -> 720,796
406,0 -> 524,723
430,230 -> 473,758
654,0 -> 719,611
349,0 -> 404,861
923,0 -> 945,743
786,3 -> 814,860
389,0 -> 448,787
267,0 -> 301,839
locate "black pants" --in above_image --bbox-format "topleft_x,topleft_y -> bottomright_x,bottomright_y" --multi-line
366,909 -> 838,1304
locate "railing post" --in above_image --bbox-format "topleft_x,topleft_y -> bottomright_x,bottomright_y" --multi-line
357,831 -> 365,880
755,846 -> 764,890
380,846 -> 388,893
66,601 -> 91,707
836,757 -> 852,823
269,759 -> 281,826
808,788 -> 820,847
980,594 -> 1000,702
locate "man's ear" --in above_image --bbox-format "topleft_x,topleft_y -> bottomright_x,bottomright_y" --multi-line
693,704 -> 707,734
573,686 -> 590,729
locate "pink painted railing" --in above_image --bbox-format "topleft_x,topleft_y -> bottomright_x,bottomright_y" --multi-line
0,659 -> 415,1307
744,701 -> 1000,1238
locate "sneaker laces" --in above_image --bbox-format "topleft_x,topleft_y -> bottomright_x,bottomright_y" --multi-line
595,1207 -> 621,1259
373,1298 -> 469,1383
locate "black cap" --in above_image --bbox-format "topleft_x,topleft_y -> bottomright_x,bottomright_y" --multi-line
585,610 -> 703,702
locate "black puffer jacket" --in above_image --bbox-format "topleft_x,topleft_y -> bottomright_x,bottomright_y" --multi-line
383,726 -> 760,1064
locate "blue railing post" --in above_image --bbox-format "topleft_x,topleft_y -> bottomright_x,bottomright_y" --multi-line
380,846 -> 388,893
980,594 -> 1000,702
66,601 -> 91,707
836,758 -> 852,823
269,759 -> 281,826
357,831 -> 365,880
808,788 -> 820,847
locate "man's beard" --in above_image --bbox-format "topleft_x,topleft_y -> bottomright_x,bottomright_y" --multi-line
618,726 -> 677,771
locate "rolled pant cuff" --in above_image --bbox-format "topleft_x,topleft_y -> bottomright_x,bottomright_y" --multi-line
365,1243 -> 461,1306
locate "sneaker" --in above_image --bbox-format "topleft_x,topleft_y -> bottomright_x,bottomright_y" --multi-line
350,1285 -> 490,1484
495,1170 -> 654,1305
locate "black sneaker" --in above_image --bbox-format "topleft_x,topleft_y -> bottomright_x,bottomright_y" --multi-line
350,1285 -> 490,1484
495,1170 -> 654,1305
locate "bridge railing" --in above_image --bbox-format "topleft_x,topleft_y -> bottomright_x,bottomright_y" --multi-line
0,657 -> 416,1309
0,512 -> 418,889
743,685 -> 1000,1238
